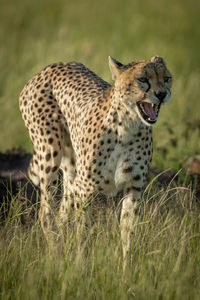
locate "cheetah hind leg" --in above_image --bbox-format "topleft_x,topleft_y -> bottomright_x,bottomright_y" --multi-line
28,148 -> 60,244
58,141 -> 89,235
58,133 -> 76,227
28,151 -> 40,186
38,149 -> 62,245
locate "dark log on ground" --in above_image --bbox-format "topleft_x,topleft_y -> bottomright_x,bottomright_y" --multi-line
0,149 -> 40,223
0,150 -> 37,202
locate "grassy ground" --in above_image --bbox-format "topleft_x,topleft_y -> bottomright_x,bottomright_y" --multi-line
0,182 -> 200,299
0,0 -> 200,299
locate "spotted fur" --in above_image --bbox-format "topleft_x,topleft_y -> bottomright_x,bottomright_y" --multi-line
19,56 -> 172,257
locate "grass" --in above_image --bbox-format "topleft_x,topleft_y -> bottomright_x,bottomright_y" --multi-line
0,181 -> 200,299
0,0 -> 200,298
0,0 -> 200,169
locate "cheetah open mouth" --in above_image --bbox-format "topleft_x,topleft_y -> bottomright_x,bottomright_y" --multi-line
136,101 -> 161,125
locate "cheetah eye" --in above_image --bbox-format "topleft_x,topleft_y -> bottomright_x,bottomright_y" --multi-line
164,76 -> 171,83
138,77 -> 148,83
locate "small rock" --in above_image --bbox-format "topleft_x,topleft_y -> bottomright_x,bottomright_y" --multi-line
184,156 -> 200,175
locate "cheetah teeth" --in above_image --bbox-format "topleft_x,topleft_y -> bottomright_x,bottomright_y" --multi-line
152,103 -> 159,115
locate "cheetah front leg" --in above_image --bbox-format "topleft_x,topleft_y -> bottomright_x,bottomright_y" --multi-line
120,185 -> 141,269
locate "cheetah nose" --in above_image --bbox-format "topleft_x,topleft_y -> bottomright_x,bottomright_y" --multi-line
155,91 -> 167,101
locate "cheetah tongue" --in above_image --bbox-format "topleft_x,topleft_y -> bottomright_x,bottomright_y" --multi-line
142,103 -> 157,120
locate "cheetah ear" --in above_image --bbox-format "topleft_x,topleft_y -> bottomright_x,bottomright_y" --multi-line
151,56 -> 166,65
108,56 -> 124,81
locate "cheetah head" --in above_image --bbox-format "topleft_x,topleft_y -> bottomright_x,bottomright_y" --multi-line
108,56 -> 172,126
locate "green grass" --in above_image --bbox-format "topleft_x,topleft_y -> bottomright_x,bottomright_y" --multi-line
0,182 -> 200,299
0,0 -> 200,169
0,0 -> 200,299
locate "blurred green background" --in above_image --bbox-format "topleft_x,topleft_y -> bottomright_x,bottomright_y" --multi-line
0,0 -> 199,169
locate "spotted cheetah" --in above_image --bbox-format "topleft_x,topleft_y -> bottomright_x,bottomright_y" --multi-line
19,56 -> 172,257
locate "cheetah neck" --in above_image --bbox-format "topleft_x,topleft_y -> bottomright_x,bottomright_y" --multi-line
106,86 -> 143,138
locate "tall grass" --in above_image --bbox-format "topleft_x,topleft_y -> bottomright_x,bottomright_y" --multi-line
0,181 -> 200,299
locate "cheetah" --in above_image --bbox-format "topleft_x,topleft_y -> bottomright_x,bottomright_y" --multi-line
19,56 -> 172,258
